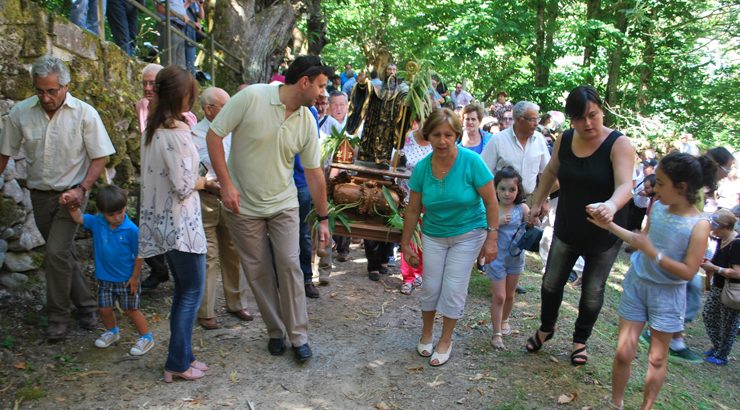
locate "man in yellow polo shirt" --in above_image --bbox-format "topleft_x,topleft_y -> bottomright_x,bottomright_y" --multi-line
206,56 -> 333,363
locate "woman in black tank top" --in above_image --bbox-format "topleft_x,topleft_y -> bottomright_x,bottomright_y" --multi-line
524,86 -> 634,366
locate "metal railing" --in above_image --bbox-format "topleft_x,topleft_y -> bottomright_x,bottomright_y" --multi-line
93,0 -> 242,86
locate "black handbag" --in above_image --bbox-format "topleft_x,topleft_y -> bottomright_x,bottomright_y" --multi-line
508,223 -> 544,256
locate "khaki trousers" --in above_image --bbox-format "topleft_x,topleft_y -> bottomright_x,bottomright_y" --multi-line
30,190 -> 97,325
197,192 -> 249,319
227,208 -> 308,346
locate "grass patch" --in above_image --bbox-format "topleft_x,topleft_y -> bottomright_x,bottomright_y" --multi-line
15,385 -> 45,401
464,247 -> 739,409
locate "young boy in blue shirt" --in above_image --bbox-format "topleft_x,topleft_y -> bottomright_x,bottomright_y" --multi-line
64,185 -> 154,355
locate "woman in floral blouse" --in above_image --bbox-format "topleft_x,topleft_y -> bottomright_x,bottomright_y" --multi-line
140,65 -> 208,382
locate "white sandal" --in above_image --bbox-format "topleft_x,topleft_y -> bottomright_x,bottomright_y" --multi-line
501,320 -> 512,336
430,342 -> 453,366
491,332 -> 506,350
417,339 -> 433,357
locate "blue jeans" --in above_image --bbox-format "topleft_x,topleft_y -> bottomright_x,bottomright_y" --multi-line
297,186 -> 314,283
164,250 -> 205,373
70,0 -> 105,35
184,24 -> 197,74
106,0 -> 138,56
540,236 -> 622,344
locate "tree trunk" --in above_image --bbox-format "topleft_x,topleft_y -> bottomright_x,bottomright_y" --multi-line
635,8 -> 657,111
213,0 -> 299,87
604,0 -> 631,125
534,0 -> 560,105
583,0 -> 601,84
305,0 -> 326,55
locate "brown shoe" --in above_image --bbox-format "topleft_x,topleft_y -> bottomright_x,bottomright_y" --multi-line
198,317 -> 220,330
304,283 -> 320,298
228,309 -> 254,322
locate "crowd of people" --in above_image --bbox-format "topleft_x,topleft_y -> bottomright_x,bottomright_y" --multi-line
0,53 -> 737,409
69,0 -> 206,73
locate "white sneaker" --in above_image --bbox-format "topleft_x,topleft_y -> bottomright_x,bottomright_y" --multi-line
130,336 -> 154,356
94,331 -> 120,348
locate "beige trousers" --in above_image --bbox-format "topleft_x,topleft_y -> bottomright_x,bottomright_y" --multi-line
197,192 -> 249,319
227,208 -> 308,346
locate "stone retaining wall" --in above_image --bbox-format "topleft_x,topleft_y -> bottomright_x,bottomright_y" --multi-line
0,0 -> 143,293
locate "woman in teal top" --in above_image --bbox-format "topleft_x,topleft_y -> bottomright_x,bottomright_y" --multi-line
401,108 -> 499,367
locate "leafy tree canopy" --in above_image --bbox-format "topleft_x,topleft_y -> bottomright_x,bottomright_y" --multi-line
319,0 -> 739,152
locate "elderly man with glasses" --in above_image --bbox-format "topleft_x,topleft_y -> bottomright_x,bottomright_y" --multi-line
0,55 -> 115,342
191,87 -> 254,329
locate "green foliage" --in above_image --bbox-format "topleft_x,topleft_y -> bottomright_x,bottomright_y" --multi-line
318,0 -> 739,151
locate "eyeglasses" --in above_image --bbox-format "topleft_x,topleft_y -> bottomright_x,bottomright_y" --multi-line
719,164 -> 731,175
522,116 -> 539,123
502,117 -> 514,121
142,80 -> 156,88
35,85 -> 65,97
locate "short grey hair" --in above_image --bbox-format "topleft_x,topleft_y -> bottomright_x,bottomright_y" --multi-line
31,55 -> 71,85
512,101 -> 540,119
199,87 -> 228,107
142,63 -> 164,78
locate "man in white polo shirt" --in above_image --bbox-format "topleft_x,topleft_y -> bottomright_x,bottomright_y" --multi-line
206,56 -> 332,363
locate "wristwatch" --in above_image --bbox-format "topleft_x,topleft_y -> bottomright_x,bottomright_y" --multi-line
486,226 -> 498,233
317,214 -> 329,221
655,252 -> 663,264
71,183 -> 87,194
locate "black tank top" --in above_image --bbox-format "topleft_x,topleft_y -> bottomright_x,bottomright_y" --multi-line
554,129 -> 628,253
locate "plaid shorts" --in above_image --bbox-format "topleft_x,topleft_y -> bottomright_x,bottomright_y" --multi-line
97,280 -> 141,310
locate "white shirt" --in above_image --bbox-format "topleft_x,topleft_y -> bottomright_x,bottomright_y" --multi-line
318,115 -> 342,139
1,93 -> 115,190
481,127 -> 550,195
450,90 -> 474,107
191,118 -> 230,180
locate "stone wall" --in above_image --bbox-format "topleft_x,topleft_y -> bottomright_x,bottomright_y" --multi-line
0,0 -> 144,292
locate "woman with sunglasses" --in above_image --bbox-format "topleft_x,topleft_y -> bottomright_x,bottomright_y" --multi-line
700,209 -> 739,365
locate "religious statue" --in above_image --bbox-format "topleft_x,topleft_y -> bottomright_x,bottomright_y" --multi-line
346,66 -> 413,168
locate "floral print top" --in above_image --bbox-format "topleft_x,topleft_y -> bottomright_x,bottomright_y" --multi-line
138,128 -> 206,257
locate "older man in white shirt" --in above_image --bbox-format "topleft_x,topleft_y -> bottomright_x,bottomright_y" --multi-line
191,87 -> 253,329
482,101 -> 550,197
0,55 -> 115,341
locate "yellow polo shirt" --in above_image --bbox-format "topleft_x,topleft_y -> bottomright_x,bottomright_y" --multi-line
209,84 -> 320,217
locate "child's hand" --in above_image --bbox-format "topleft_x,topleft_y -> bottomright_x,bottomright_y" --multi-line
586,201 -> 616,224
126,277 -> 140,295
629,232 -> 655,255
587,216 -> 611,230
502,212 -> 512,225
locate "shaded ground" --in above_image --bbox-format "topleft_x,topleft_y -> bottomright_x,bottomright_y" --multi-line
0,241 -> 738,409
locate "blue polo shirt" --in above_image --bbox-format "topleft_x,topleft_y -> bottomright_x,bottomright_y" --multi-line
82,214 -> 139,282
293,106 -> 320,189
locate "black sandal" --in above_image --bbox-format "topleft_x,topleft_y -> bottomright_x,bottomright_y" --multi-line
570,346 -> 588,366
525,329 -> 554,352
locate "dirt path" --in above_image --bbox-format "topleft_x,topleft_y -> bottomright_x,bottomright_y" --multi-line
1,242 -> 738,409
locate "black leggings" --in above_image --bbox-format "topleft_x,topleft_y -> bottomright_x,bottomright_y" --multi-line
540,236 -> 622,344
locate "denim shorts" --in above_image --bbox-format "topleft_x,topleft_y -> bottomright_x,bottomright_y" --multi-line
97,279 -> 141,310
618,269 -> 686,333
486,256 -> 524,281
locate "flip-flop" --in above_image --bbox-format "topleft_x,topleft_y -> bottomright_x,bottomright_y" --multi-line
417,339 -> 433,357
525,329 -> 554,353
430,342 -> 453,366
570,346 -> 588,366
400,282 -> 413,295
